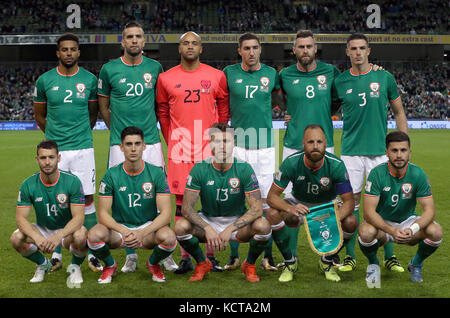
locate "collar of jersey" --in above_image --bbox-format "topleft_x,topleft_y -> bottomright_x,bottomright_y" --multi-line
123,161 -> 145,175
120,56 -> 143,66
212,160 -> 233,172
303,155 -> 324,172
350,64 -> 373,76
297,62 -> 316,72
388,162 -> 408,179
241,62 -> 261,72
56,66 -> 79,77
40,170 -> 60,187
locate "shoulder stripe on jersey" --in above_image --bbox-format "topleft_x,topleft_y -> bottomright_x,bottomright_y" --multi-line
185,188 -> 200,193
418,195 -> 433,199
33,101 -> 47,104
244,189 -> 260,194
97,93 -> 110,98
364,194 -> 379,197
286,151 -> 304,160
390,96 -> 401,102
324,154 -> 342,163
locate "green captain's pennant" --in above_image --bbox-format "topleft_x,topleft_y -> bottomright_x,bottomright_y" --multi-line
303,201 -> 343,256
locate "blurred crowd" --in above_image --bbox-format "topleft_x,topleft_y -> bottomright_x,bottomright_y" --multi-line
1,62 -> 448,121
1,0 -> 448,34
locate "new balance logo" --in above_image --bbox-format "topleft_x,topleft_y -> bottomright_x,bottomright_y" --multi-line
206,180 -> 214,185
292,79 -> 299,84
119,186 -> 127,191
175,84 -> 181,88
346,89 -> 353,94
235,79 -> 243,83
51,86 -> 59,91
383,187 -> 391,191
35,197 -> 43,202
297,176 -> 305,180
119,78 -> 126,83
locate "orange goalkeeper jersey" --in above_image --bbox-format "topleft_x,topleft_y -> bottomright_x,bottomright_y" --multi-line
156,63 -> 230,163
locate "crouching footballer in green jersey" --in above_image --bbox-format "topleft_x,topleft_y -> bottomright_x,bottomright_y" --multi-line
175,123 -> 272,283
11,140 -> 88,284
87,126 -> 177,284
359,131 -> 443,288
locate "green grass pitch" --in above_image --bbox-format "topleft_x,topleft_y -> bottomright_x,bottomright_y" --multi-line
0,129 -> 448,298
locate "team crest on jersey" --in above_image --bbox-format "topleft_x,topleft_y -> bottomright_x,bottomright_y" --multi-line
320,177 -> 330,190
143,73 -> 153,88
57,193 -> 68,208
142,182 -> 154,199
76,83 -> 86,99
401,183 -> 413,199
229,178 -> 240,188
200,80 -> 211,93
317,75 -> 328,90
369,82 -> 380,98
259,77 -> 270,92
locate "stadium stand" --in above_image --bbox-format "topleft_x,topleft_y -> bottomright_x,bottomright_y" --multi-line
1,0 -> 448,34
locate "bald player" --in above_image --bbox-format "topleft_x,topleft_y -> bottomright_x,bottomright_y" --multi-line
156,31 -> 230,273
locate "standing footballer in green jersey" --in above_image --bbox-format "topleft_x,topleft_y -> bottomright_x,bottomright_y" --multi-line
175,123 -> 271,283
97,21 -> 176,272
222,33 -> 281,271
267,125 -> 357,282
333,33 -> 408,272
359,132 -> 442,287
87,127 -> 177,284
33,33 -> 101,273
11,140 -> 88,284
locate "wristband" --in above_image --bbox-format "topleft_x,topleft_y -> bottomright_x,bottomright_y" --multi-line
409,223 -> 420,235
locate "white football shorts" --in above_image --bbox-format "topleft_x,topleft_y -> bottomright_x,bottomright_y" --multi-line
233,146 -> 275,200
341,155 -> 387,194
58,148 -> 96,195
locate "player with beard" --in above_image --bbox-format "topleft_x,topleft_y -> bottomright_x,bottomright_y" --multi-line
97,22 -> 176,273
156,31 -> 230,274
33,33 -> 101,273
11,140 -> 88,284
359,131 -> 442,287
266,125 -> 357,282
279,30 -> 399,271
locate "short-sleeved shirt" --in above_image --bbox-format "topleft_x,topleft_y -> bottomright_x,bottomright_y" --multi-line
156,63 -> 230,162
364,162 -> 432,223
223,63 -> 281,149
98,161 -> 170,227
273,151 -> 352,204
17,170 -> 85,230
185,157 -> 260,217
34,66 -> 97,151
280,62 -> 340,149
98,56 -> 163,146
333,66 -> 400,156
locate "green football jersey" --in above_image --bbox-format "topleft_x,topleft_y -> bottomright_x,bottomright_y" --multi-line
185,157 -> 260,217
273,151 -> 352,204
223,63 -> 281,149
333,67 -> 400,156
280,61 -> 340,149
34,66 -> 97,151
17,170 -> 85,230
98,161 -> 170,227
365,162 -> 432,223
98,56 -> 163,146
